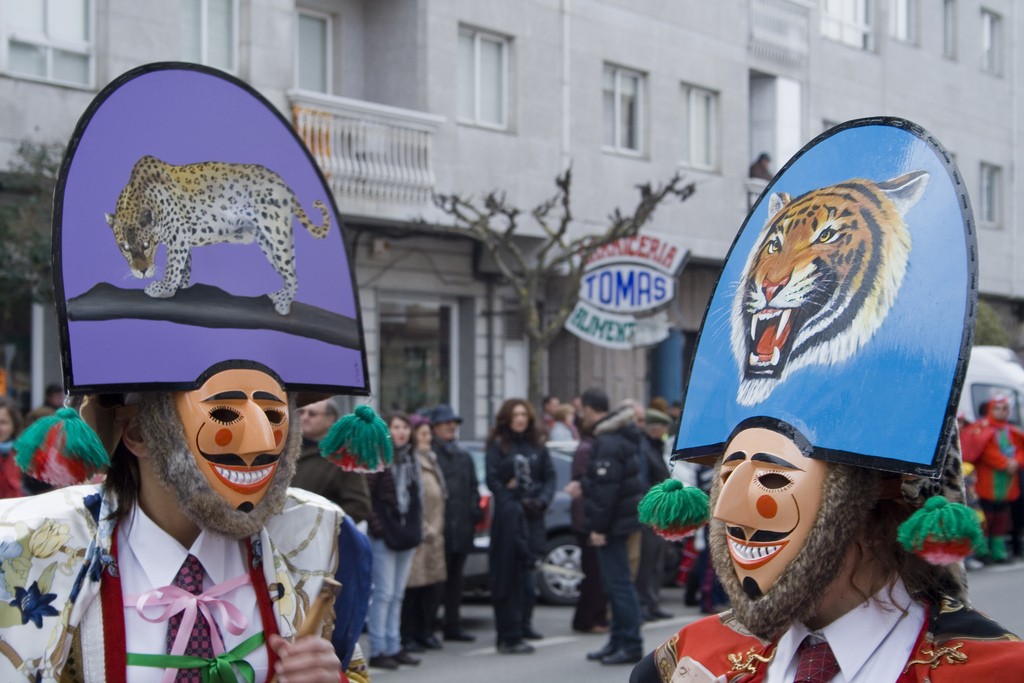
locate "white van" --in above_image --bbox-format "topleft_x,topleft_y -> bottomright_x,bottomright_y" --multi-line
957,345 -> 1024,425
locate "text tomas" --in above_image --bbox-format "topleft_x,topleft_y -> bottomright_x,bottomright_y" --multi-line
580,264 -> 674,313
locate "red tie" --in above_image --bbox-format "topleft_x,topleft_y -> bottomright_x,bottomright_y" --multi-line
165,554 -> 215,683
794,636 -> 840,683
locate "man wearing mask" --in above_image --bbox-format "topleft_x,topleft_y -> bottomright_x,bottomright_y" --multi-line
0,63 -> 383,682
632,119 -> 1024,682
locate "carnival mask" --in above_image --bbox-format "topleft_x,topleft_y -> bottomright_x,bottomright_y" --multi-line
713,426 -> 827,598
174,369 -> 289,511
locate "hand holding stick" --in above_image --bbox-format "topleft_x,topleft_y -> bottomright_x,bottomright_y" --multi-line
268,577 -> 342,683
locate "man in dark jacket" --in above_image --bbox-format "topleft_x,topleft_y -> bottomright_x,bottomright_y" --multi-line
635,408 -> 674,622
292,397 -> 372,525
430,404 -> 482,642
580,388 -> 645,665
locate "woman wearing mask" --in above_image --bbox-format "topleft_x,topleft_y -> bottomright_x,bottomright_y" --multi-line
401,416 -> 448,653
366,413 -> 424,669
485,398 -> 556,654
0,397 -> 24,498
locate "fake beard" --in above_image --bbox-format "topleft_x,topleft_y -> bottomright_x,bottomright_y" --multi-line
709,461 -> 878,640
134,392 -> 299,540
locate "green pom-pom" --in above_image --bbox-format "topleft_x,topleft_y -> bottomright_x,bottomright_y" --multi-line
319,404 -> 393,473
12,407 -> 109,486
637,479 -> 709,540
897,496 -> 984,565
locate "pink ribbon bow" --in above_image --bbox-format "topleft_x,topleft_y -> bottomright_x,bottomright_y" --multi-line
128,573 -> 252,683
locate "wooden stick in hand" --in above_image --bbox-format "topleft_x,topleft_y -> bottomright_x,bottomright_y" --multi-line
268,577 -> 342,683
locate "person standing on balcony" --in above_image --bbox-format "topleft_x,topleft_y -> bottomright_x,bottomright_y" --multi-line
429,404 -> 481,643
485,398 -> 557,654
748,152 -> 773,180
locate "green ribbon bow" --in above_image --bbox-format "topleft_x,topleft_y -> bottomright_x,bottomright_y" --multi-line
125,631 -> 264,683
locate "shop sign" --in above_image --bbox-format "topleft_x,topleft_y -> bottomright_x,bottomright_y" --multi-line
565,232 -> 686,350
580,264 -> 675,314
566,301 -> 636,350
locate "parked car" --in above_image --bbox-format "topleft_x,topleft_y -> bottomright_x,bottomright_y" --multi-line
462,439 -> 583,606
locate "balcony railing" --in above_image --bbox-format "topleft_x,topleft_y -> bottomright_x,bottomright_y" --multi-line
749,0 -> 810,67
290,91 -> 445,206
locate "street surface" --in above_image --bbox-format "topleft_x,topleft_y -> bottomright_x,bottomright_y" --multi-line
357,562 -> 1024,682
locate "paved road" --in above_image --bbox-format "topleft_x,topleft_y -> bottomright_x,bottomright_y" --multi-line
358,562 -> 1024,682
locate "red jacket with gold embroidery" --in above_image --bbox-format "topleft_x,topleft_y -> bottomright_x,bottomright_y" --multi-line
631,597 -> 1022,682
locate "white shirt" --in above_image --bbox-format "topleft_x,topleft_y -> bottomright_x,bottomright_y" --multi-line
118,507 -> 270,682
764,580 -> 925,683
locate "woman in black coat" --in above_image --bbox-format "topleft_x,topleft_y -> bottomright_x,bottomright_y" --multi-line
485,398 -> 556,654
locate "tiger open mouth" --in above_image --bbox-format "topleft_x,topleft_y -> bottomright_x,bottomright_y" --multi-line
745,307 -> 799,379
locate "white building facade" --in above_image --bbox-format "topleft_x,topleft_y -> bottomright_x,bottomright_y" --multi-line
1,0 -> 1020,437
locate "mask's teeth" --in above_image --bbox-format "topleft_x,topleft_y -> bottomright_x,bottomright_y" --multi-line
215,464 -> 273,486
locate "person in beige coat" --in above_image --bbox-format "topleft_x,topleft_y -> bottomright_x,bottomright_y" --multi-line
402,417 -> 449,652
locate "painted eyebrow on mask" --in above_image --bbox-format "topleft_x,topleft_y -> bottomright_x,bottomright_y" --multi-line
202,390 -> 248,402
751,453 -> 802,470
723,451 -> 746,464
253,391 -> 285,403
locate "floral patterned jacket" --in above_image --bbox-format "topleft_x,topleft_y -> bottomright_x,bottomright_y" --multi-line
0,484 -> 346,682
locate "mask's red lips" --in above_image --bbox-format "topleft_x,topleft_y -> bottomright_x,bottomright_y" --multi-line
726,535 -> 790,569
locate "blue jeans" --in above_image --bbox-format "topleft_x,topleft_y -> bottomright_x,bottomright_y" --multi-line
596,536 -> 643,655
368,538 -> 416,656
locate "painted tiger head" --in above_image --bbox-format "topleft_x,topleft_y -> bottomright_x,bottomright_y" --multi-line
730,171 -> 929,406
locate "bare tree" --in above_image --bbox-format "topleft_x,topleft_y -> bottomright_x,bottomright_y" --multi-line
429,168 -> 695,402
0,140 -> 62,329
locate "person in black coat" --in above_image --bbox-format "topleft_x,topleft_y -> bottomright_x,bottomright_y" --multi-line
429,404 -> 482,642
580,388 -> 646,665
634,408 -> 674,622
485,398 -> 557,653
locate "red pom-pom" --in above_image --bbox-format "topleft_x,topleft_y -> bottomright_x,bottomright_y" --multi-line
20,424 -> 92,486
915,538 -> 974,565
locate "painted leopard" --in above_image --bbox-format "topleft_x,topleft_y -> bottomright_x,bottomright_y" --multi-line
104,155 -> 331,315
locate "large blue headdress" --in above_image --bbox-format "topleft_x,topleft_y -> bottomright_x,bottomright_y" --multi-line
674,118 -> 975,477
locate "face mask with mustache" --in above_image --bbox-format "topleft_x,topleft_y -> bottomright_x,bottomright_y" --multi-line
134,369 -> 299,539
709,430 -> 878,639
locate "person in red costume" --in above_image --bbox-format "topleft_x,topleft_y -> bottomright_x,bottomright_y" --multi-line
970,396 -> 1024,563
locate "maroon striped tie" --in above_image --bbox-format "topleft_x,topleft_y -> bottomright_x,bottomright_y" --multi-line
165,554 -> 215,683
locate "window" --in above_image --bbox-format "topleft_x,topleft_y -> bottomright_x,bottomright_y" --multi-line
379,298 -> 457,416
603,64 -> 644,154
680,84 -> 717,169
5,0 -> 93,86
181,0 -> 236,72
979,163 -> 1001,226
981,9 -> 1002,74
296,11 -> 330,93
943,0 -> 956,58
457,28 -> 508,129
821,0 -> 872,50
889,0 -> 916,43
